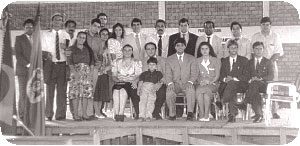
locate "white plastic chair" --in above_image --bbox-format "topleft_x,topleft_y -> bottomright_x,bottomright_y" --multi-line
264,81 -> 300,126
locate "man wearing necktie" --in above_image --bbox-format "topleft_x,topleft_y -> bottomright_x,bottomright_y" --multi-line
168,18 -> 198,57
195,21 -> 223,59
147,19 -> 170,58
245,42 -> 274,123
218,40 -> 249,123
124,18 -> 148,61
14,19 -> 35,121
42,13 -> 70,121
165,38 -> 198,121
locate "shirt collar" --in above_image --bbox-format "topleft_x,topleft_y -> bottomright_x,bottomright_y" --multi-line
230,55 -> 237,61
255,57 -> 263,62
51,29 -> 61,33
206,33 -> 215,38
176,53 -> 184,59
157,33 -> 165,37
180,32 -> 189,36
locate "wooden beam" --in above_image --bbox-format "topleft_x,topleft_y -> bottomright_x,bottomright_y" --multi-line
93,130 -> 100,145
181,127 -> 189,145
136,128 -> 143,145
189,137 -> 224,145
280,128 -> 287,145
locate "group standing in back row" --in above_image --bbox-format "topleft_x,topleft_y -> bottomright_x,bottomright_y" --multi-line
15,12 -> 283,123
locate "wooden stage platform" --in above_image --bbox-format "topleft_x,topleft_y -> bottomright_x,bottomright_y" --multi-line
8,116 -> 299,145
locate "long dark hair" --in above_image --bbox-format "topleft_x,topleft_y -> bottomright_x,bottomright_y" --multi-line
74,31 -> 95,66
110,23 -> 125,39
196,42 -> 217,58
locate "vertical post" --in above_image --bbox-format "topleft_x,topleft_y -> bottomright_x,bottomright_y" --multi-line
231,128 -> 239,145
158,1 -> 165,20
136,127 -> 143,145
280,128 -> 287,145
93,129 -> 101,145
181,127 -> 189,145
263,1 -> 270,17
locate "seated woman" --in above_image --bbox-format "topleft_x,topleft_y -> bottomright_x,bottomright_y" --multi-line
111,44 -> 142,122
195,42 -> 221,122
68,31 -> 95,121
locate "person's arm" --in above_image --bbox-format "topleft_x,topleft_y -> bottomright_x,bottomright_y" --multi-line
263,60 -> 274,81
189,57 -> 198,84
15,36 -> 30,67
211,58 -> 221,84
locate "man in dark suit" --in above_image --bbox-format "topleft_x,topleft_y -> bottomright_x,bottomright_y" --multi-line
15,19 -> 35,121
245,41 -> 274,123
168,18 -> 198,57
168,18 -> 198,117
218,40 -> 249,122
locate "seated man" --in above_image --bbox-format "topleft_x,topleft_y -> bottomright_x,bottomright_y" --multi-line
245,41 -> 274,123
165,38 -> 198,121
218,40 -> 249,123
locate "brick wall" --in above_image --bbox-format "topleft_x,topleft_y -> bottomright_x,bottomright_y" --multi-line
7,1 -> 158,30
278,43 -> 300,82
270,1 -> 300,26
165,1 -> 263,28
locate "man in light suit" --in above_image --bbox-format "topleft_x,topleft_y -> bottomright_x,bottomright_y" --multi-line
142,42 -> 166,120
15,19 -> 34,121
124,18 -> 148,61
218,40 -> 249,123
165,38 -> 198,121
168,18 -> 198,57
195,21 -> 223,58
245,41 -> 274,123
147,19 -> 169,58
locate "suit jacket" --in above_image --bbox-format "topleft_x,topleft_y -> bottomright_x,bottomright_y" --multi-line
147,33 -> 169,58
195,34 -> 223,58
168,32 -> 198,57
15,34 -> 32,76
142,56 -> 166,83
165,53 -> 198,85
219,55 -> 249,83
248,57 -> 274,82
196,57 -> 221,84
124,32 -> 148,61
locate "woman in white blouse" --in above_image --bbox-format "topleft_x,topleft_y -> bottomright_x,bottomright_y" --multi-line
111,44 -> 142,122
108,23 -> 125,61
195,42 -> 221,122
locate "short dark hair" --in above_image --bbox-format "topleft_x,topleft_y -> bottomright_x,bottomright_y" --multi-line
252,41 -> 265,49
111,23 -> 125,39
147,56 -> 158,64
91,18 -> 101,25
174,38 -> 186,46
204,21 -> 215,28
227,39 -> 239,48
131,18 -> 142,26
51,13 -> 63,21
97,13 -> 107,19
155,19 -> 166,27
99,28 -> 109,36
23,19 -> 35,27
144,42 -> 157,50
178,18 -> 189,25
230,21 -> 242,30
260,17 -> 271,24
64,19 -> 76,28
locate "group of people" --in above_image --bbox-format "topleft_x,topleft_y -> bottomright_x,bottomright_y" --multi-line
15,12 -> 283,123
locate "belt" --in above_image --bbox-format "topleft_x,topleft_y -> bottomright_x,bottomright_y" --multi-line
53,61 -> 66,65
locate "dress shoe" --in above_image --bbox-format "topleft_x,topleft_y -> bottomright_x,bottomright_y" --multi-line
82,116 -> 92,121
168,116 -> 176,121
120,115 -> 125,122
272,113 -> 280,119
253,115 -> 263,123
55,117 -> 66,121
46,117 -> 52,121
100,111 -> 107,118
154,114 -> 162,120
251,114 -> 259,119
186,112 -> 193,121
227,115 -> 236,123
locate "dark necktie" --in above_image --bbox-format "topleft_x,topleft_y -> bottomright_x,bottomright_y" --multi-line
158,36 -> 162,56
182,33 -> 186,43
207,36 -> 211,44
231,58 -> 236,71
135,34 -> 141,53
56,31 -> 60,60
256,59 -> 260,72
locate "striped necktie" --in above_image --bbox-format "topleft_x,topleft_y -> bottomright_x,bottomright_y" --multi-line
56,31 -> 60,60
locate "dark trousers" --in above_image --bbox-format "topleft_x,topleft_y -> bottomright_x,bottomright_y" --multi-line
152,84 -> 166,117
17,75 -> 28,120
218,81 -> 248,116
45,63 -> 67,119
245,81 -> 267,116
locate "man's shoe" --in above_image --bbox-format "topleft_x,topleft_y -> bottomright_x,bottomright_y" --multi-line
253,115 -> 263,123
168,116 -> 176,121
272,113 -> 280,119
100,112 -> 107,118
155,115 -> 162,120
251,114 -> 259,119
186,112 -> 193,121
46,117 -> 52,121
227,115 -> 236,123
55,117 -> 66,121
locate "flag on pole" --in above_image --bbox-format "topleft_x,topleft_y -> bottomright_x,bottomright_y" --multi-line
23,3 -> 45,136
0,6 -> 17,135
